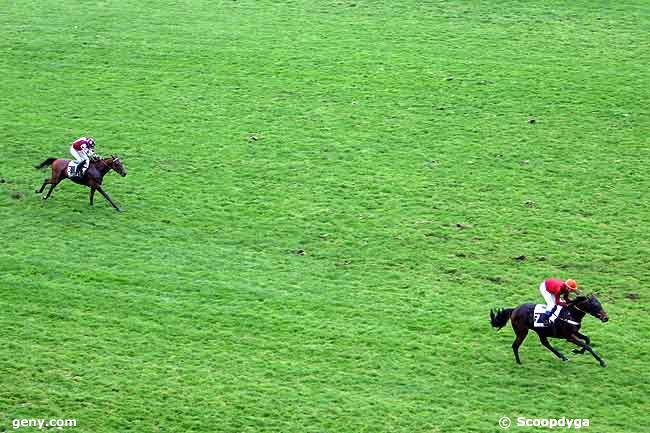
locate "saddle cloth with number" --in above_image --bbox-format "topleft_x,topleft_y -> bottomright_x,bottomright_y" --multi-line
533,304 -> 550,328
66,160 -> 85,177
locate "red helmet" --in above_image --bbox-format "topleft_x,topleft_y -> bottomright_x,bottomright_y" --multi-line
565,279 -> 578,291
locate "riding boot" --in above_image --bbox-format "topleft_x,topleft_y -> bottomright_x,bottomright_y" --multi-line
544,306 -> 557,326
76,160 -> 87,177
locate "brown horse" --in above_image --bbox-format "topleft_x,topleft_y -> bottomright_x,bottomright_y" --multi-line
35,155 -> 127,212
490,295 -> 609,367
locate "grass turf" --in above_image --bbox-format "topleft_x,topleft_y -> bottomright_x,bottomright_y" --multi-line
1,1 -> 649,432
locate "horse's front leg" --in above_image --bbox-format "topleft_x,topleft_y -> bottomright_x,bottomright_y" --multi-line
96,185 -> 122,212
568,334 -> 606,367
89,187 -> 96,206
571,331 -> 591,355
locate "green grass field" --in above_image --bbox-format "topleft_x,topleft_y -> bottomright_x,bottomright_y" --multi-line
2,1 -> 649,432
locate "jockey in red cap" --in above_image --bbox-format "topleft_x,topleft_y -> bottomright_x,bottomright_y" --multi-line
539,278 -> 579,325
70,136 -> 96,177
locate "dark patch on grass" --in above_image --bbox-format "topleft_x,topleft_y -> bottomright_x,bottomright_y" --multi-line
486,276 -> 505,284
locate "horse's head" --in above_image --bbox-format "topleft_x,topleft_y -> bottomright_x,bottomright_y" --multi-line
572,294 -> 609,323
108,155 -> 127,177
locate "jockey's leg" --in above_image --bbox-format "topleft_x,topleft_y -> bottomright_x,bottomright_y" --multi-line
70,147 -> 86,176
549,305 -> 562,323
539,282 -> 556,324
539,282 -> 555,309
70,147 -> 82,162
76,158 -> 88,176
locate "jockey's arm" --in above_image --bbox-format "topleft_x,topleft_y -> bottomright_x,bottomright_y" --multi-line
87,147 -> 101,160
559,292 -> 571,306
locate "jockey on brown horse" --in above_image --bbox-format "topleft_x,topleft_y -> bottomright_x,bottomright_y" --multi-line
35,137 -> 127,212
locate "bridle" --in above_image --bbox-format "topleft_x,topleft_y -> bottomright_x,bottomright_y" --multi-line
104,156 -> 122,171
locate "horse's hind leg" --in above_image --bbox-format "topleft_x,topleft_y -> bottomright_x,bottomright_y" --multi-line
538,335 -> 569,362
43,180 -> 60,200
512,328 -> 529,365
36,179 -> 49,193
40,165 -> 63,198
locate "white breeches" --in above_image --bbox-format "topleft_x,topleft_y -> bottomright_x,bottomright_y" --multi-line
70,146 -> 90,163
539,282 -> 556,310
540,281 -> 563,320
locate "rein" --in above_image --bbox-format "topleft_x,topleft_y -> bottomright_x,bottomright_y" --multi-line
559,299 -> 589,326
558,317 -> 580,326
571,300 -> 589,314
94,157 -> 116,171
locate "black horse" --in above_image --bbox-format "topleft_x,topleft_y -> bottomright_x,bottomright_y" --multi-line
490,295 -> 609,367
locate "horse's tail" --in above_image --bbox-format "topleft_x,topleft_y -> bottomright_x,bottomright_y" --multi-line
35,158 -> 57,169
490,308 -> 514,330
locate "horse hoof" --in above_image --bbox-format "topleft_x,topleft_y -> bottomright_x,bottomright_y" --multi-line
600,361 -> 608,368
562,357 -> 570,362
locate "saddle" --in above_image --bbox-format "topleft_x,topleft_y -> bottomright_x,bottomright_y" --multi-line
67,158 -> 97,178
533,304 -> 558,328
534,304 -> 581,328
